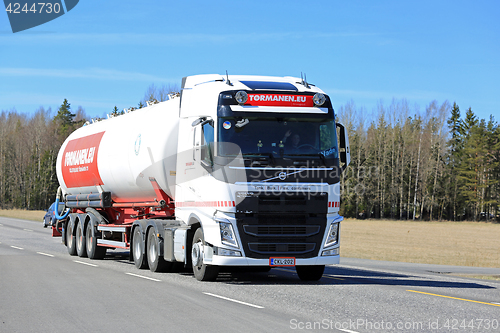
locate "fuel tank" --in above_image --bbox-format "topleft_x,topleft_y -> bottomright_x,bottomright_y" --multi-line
56,99 -> 179,203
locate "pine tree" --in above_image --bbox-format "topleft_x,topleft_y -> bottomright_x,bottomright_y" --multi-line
53,99 -> 75,138
457,108 -> 482,220
446,102 -> 463,220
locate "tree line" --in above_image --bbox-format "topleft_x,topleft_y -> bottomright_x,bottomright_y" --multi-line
0,84 -> 177,211
0,99 -> 84,210
1,92 -> 498,221
337,99 -> 499,221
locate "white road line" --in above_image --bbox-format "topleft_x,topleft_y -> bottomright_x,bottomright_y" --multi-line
126,273 -> 161,282
37,252 -> 55,257
338,329 -> 360,333
74,260 -> 98,267
23,229 -> 33,232
10,246 -> 24,250
203,292 -> 264,309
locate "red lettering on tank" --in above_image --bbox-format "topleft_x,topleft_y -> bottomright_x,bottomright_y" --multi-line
61,132 -> 105,188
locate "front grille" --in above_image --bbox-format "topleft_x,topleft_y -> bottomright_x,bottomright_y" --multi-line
258,195 -> 307,206
243,225 -> 320,237
256,214 -> 307,225
248,243 -> 316,254
235,193 -> 328,259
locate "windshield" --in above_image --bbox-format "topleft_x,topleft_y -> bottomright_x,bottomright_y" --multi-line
218,117 -> 338,158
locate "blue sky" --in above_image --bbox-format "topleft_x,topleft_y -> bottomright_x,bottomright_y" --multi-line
1,0 -> 499,122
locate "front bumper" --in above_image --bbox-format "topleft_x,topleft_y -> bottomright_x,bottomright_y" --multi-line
209,254 -> 340,266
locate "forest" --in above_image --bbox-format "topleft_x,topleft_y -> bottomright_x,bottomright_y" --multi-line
1,89 -> 498,221
337,99 -> 499,221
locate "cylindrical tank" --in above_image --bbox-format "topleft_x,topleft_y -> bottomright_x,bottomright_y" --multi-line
56,99 -> 180,203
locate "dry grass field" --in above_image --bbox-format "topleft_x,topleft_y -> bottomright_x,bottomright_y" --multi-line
0,209 -> 46,221
1,210 -> 499,268
341,218 -> 500,268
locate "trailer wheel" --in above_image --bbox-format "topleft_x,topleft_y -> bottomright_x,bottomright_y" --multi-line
66,218 -> 77,256
147,228 -> 172,273
296,265 -> 325,281
132,227 -> 147,269
191,228 -> 219,281
75,220 -> 88,257
86,221 -> 106,259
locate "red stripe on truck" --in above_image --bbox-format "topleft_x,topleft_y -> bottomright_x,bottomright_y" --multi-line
62,132 -> 105,188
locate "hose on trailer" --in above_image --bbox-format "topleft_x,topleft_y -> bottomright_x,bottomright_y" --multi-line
54,187 -> 70,220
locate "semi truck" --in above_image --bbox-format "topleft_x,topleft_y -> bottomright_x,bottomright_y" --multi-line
53,74 -> 350,281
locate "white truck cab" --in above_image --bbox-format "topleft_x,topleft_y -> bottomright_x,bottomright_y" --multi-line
175,74 -> 350,281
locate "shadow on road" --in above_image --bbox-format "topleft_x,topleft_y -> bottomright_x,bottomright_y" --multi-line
216,265 -> 497,289
100,250 -> 496,289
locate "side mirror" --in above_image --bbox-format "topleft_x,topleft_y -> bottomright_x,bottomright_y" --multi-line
192,117 -> 213,127
336,123 -> 351,173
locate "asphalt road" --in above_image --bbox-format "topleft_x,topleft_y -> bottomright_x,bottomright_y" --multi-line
1,216 -> 499,333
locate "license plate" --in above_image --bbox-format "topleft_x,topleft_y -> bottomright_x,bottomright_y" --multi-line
269,257 -> 295,266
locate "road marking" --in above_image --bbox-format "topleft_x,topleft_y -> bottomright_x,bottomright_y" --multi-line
338,329 -> 360,333
126,273 -> 161,282
407,290 -> 500,307
74,260 -> 98,267
10,246 -> 24,250
23,229 -> 33,232
37,252 -> 55,257
203,292 -> 264,309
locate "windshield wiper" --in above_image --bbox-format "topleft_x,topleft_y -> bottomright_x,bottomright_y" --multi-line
244,153 -> 276,166
317,153 -> 327,166
284,153 -> 328,166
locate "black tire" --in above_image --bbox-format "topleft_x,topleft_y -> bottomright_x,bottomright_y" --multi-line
191,228 -> 219,281
147,228 -> 172,273
66,218 -> 77,256
132,227 -> 147,269
86,221 -> 106,259
75,220 -> 87,258
296,265 -> 325,281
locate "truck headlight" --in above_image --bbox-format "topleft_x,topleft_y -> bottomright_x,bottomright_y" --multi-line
324,222 -> 339,248
235,91 -> 248,105
219,221 -> 238,248
215,247 -> 242,257
313,93 -> 326,106
322,248 -> 339,256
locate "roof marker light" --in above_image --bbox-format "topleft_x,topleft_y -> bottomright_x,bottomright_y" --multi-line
313,93 -> 326,106
235,91 -> 248,105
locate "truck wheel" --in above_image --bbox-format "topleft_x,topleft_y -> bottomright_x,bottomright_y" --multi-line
86,221 -> 106,259
132,227 -> 147,269
296,265 -> 325,281
75,220 -> 88,258
147,228 -> 172,273
191,228 -> 219,281
66,219 -> 77,256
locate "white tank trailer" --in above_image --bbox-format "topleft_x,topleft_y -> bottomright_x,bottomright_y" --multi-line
53,74 -> 351,281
